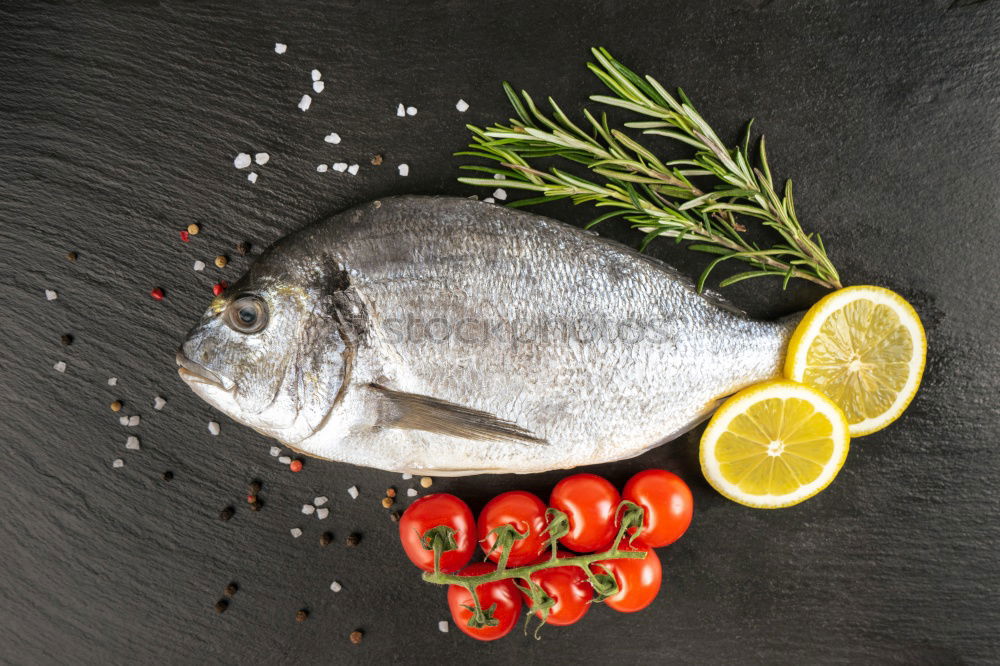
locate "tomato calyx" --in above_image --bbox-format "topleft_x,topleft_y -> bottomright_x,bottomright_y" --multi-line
419,525 -> 460,574
482,524 -> 529,571
540,508 -> 570,555
616,500 -> 646,547
461,597 -> 501,629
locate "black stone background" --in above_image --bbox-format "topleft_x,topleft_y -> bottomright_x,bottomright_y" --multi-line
2,1 -> 998,663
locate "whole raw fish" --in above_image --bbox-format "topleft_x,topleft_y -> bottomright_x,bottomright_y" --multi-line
177,196 -> 797,475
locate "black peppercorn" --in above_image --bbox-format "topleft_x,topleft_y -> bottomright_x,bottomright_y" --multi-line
214,599 -> 228,614
224,582 -> 238,597
235,241 -> 251,256
219,506 -> 235,521
162,471 -> 174,481
60,334 -> 73,346
296,609 -> 309,623
319,532 -> 333,547
346,533 -> 360,547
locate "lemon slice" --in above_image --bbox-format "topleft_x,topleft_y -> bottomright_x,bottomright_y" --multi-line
700,380 -> 850,508
784,286 -> 926,436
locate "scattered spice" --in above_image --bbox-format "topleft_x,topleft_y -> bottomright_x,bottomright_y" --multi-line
236,241 -> 251,256
420,476 -> 433,488
298,94 -> 312,112
319,532 -> 333,547
381,497 -> 394,509
302,504 -> 316,515
224,582 -> 239,597
234,153 -> 252,169
269,446 -> 281,457
110,400 -> 123,412
53,361 -> 67,373
111,458 -> 124,469
296,609 -> 309,623
347,485 -> 359,499
316,508 -> 329,520
401,473 -> 413,480
438,620 -> 450,633
193,260 -> 205,271
128,415 -> 140,426
125,436 -> 140,450
66,251 -> 78,261
212,281 -> 228,296
247,494 -> 257,504
219,506 -> 235,521
254,153 -> 270,165
61,334 -> 73,346
153,396 -> 167,410
215,255 -> 228,268
346,533 -> 360,547
208,421 -> 221,436
349,630 -> 363,645
249,499 -> 263,511
150,287 -> 165,301
289,459 -> 303,473
162,470 -> 174,481
45,289 -> 58,301
385,487 -> 396,498
179,230 -> 190,242
249,480 -> 262,494
215,599 -> 229,614
187,223 -> 200,235
371,153 -> 383,166
314,496 -> 328,506
389,511 -> 401,522
329,580 -> 342,592
456,99 -> 469,112
348,164 -> 359,175
278,456 -> 292,465
324,132 -> 341,144
290,528 -> 303,538
406,488 -> 418,497
398,164 -> 409,177
248,172 -> 258,184
274,42 -> 287,54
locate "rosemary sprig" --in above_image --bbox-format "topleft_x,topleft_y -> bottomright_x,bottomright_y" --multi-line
457,47 -> 842,291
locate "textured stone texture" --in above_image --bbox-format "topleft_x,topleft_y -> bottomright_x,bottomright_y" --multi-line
1,1 -> 998,663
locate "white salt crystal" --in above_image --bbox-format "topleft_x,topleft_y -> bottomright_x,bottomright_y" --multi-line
493,173 -> 504,180
397,163 -> 409,177
45,290 -> 58,301
332,162 -> 347,172
247,172 -> 258,184
396,103 -> 406,117
313,80 -> 325,93
254,152 -> 270,165
112,458 -> 124,468
493,188 -> 507,201
298,94 -> 312,111
401,473 -> 412,480
290,527 -> 303,538
193,260 -> 205,271
153,396 -> 166,410
311,69 -> 321,81
316,164 -> 328,173
330,580 -> 342,592
455,99 -> 469,112
270,446 -> 281,457
278,456 -> 292,464
316,508 -> 329,520
324,132 -> 341,144
406,106 -> 417,116
314,496 -> 328,506
53,361 -> 66,373
234,153 -> 252,169
347,164 -> 359,175
302,504 -> 316,515
483,197 -> 495,204
128,415 -> 140,426
208,421 -> 220,436
347,485 -> 359,499
274,42 -> 287,54
407,488 -> 418,497
125,436 -> 140,450
438,620 -> 449,633
108,377 -> 118,386
119,416 -> 129,426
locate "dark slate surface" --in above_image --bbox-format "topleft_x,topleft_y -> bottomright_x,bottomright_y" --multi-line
2,1 -> 998,663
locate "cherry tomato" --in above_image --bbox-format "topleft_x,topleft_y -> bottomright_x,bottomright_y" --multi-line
622,469 -> 693,548
399,493 -> 475,573
478,490 -> 549,567
549,473 -> 620,552
592,543 -> 662,612
447,562 -> 523,641
524,551 -> 592,626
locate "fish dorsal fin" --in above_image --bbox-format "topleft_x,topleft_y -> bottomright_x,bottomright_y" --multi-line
369,384 -> 546,444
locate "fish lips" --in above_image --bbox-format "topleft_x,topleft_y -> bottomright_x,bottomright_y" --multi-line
175,350 -> 235,392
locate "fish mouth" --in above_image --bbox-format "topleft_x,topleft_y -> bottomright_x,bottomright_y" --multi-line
176,350 -> 234,391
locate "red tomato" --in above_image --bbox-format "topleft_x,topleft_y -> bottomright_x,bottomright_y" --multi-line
477,491 -> 549,567
622,469 -> 693,548
447,562 -> 523,641
399,493 -> 475,573
549,473 -> 620,552
592,543 -> 662,613
524,551 -> 592,626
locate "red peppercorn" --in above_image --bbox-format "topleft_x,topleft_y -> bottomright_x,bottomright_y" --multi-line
212,281 -> 228,296
179,230 -> 190,242
246,494 -> 256,504
289,460 -> 303,473
151,287 -> 165,300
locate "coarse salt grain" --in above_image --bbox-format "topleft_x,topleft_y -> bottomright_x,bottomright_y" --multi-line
332,162 -> 347,172
406,106 -> 417,116
298,95 -> 312,111
112,458 -> 124,468
234,153 -> 252,169
247,172 -> 258,184
347,164 -> 359,175
483,197 -> 496,204
193,260 -> 205,271
254,152 -> 270,165
311,69 -> 321,81
128,415 -> 140,426
53,361 -> 67,373
398,164 -> 409,177
438,620 -> 449,633
270,446 -> 282,457
330,581 -> 342,592
313,81 -> 325,93
493,188 -> 507,200
494,173 -> 504,180
396,103 -> 406,117
316,508 -> 329,520
401,473 -> 413,480
154,396 -> 166,410
126,436 -> 140,450
119,416 -> 129,426
274,43 -> 287,54
290,528 -> 303,538
108,377 -> 118,386
302,504 -> 316,515
406,488 -> 418,497
208,421 -> 221,436
324,132 -> 341,144
278,456 -> 292,464
347,486 -> 359,499
317,164 -> 329,173
45,290 -> 58,301
456,99 -> 469,112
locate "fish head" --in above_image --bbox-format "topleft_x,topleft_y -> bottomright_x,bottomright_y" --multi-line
177,263 -> 349,444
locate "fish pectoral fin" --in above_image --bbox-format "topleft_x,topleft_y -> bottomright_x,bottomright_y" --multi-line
369,384 -> 546,444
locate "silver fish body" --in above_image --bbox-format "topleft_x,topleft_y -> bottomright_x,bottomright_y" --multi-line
178,196 -> 796,475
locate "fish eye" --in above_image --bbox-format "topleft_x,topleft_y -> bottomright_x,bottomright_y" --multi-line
224,295 -> 268,334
